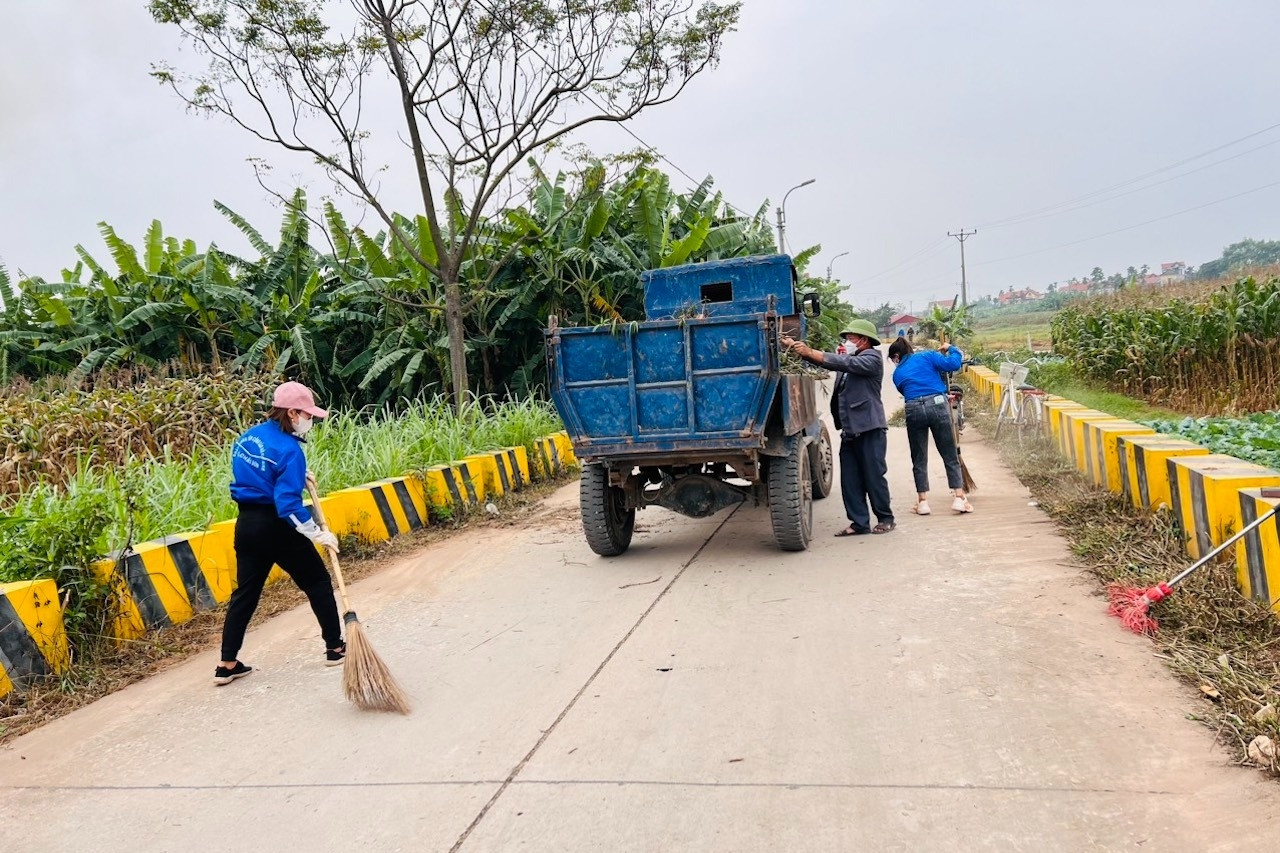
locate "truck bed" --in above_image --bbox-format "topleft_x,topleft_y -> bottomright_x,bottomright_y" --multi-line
547,313 -> 781,461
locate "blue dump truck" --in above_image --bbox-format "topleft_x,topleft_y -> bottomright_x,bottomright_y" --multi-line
546,254 -> 834,555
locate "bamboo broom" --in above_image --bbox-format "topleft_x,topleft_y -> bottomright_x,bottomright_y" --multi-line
306,481 -> 411,714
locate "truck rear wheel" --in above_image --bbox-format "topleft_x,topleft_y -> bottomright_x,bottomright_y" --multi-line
769,436 -> 813,551
808,422 -> 834,499
580,463 -> 635,556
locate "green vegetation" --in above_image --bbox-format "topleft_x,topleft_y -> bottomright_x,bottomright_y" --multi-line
1146,413 -> 1280,471
1051,275 -> 1280,415
1,165 -> 827,406
968,309 -> 1056,350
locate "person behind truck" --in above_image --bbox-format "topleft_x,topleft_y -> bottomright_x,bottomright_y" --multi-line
887,337 -> 973,515
781,319 -> 895,536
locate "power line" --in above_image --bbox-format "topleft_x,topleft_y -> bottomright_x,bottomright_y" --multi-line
977,117 -> 1280,229
981,135 -> 1280,231
973,178 -> 1280,268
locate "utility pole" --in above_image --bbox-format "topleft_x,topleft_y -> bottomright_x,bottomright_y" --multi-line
826,251 -> 849,282
776,179 -> 815,255
947,228 -> 977,307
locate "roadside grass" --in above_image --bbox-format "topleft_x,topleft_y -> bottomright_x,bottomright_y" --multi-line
969,310 -> 1056,350
1037,381 -> 1187,422
0,476 -> 570,744
970,403 -> 1280,775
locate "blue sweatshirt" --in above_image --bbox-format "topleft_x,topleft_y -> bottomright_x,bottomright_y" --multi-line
892,348 -> 964,400
229,420 -> 313,527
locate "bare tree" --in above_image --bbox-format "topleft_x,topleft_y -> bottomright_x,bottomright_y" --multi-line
149,0 -> 741,408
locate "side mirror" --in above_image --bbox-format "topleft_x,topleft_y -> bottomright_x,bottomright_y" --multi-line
802,292 -> 821,317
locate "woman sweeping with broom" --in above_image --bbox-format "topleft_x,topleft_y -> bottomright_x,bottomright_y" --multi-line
887,337 -> 974,515
215,381 -> 344,685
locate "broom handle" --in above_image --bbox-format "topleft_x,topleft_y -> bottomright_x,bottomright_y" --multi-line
1168,502 -> 1280,588
306,480 -> 353,614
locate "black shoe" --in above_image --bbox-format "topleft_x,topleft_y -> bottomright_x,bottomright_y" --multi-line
325,645 -> 346,667
213,661 -> 253,685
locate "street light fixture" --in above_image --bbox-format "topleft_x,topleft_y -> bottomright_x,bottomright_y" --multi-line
826,251 -> 850,282
775,178 -> 815,255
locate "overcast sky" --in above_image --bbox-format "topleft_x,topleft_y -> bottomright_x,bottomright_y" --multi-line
4,1 -> 1280,311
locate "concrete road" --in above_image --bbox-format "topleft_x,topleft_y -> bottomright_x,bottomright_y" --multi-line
3,375 -> 1280,853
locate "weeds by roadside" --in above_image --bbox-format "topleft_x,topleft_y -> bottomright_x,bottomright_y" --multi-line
969,402 -> 1280,776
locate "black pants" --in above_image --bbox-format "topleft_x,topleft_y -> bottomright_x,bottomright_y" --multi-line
904,395 -> 965,493
220,503 -> 343,661
839,428 -> 894,530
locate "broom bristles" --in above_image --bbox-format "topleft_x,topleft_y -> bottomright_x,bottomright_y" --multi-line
342,615 -> 411,714
1106,583 -> 1160,636
959,456 -> 977,493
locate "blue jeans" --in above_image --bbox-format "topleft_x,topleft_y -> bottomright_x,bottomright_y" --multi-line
904,395 -> 964,494
839,428 -> 894,530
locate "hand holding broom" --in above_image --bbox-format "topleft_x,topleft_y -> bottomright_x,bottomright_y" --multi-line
306,480 -> 411,714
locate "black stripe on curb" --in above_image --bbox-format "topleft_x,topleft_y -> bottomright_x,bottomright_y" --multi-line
441,468 -> 464,507
0,594 -> 49,683
1118,440 -> 1133,506
162,536 -> 217,611
392,480 -> 424,530
1189,470 -> 1211,558
506,449 -> 524,488
495,453 -> 512,493
370,486 -> 400,537
1168,458 -> 1186,545
120,553 -> 173,630
457,463 -> 479,505
548,438 -> 562,472
1240,495 -> 1273,604
1135,446 -> 1151,510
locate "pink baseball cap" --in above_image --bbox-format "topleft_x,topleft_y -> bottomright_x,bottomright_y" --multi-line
272,381 -> 328,418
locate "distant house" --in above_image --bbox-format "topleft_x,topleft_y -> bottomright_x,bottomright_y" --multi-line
1160,261 -> 1187,284
881,313 -> 920,339
1059,282 -> 1091,296
926,298 -> 956,312
997,288 -> 1044,306
1142,273 -> 1162,287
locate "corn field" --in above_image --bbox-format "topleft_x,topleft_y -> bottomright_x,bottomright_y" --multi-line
1051,276 -> 1280,415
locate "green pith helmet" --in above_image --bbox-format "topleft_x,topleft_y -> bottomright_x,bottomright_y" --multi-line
839,319 -> 881,346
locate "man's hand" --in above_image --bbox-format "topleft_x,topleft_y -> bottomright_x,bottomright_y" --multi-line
939,343 -> 951,354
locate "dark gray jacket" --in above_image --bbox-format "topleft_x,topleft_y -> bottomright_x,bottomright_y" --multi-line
825,348 -> 887,437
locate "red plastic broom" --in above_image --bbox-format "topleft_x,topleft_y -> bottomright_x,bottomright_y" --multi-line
1109,489 -> 1280,635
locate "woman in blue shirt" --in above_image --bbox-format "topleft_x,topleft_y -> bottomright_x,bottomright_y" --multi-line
215,381 -> 344,686
887,338 -> 973,516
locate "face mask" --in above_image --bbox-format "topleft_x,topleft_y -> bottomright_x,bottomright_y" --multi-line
294,414 -> 314,437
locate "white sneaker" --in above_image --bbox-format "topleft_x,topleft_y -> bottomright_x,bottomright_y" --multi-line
915,500 -> 931,516
952,496 -> 974,513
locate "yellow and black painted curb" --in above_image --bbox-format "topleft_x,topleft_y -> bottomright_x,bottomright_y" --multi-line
0,579 -> 70,696
1238,489 -> 1280,606
961,364 -> 1280,613
1,434 -> 576,697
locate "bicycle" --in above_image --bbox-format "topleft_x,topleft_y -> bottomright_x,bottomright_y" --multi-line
993,359 -> 1048,445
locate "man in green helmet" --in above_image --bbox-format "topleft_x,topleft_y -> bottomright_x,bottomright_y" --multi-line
781,318 -> 896,536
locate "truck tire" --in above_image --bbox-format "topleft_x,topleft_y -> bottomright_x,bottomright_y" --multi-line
769,436 -> 813,552
808,422 -> 834,499
580,463 -> 635,556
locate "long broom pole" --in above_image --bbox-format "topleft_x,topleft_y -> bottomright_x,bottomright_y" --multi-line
1109,495 -> 1280,635
306,481 -> 411,714
940,331 -> 977,493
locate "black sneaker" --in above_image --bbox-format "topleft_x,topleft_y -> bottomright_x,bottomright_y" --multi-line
213,661 -> 253,685
324,646 -> 346,667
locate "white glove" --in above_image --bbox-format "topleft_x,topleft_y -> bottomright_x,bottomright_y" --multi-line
296,518 -> 340,553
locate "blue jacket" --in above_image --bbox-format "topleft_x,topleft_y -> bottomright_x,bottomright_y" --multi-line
892,348 -> 963,400
229,420 -> 313,527
824,347 -> 888,436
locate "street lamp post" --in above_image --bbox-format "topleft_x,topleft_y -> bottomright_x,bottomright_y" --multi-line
826,251 -> 850,282
775,178 -> 815,255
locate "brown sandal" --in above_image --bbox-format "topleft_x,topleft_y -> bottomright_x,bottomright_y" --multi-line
871,522 -> 896,534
